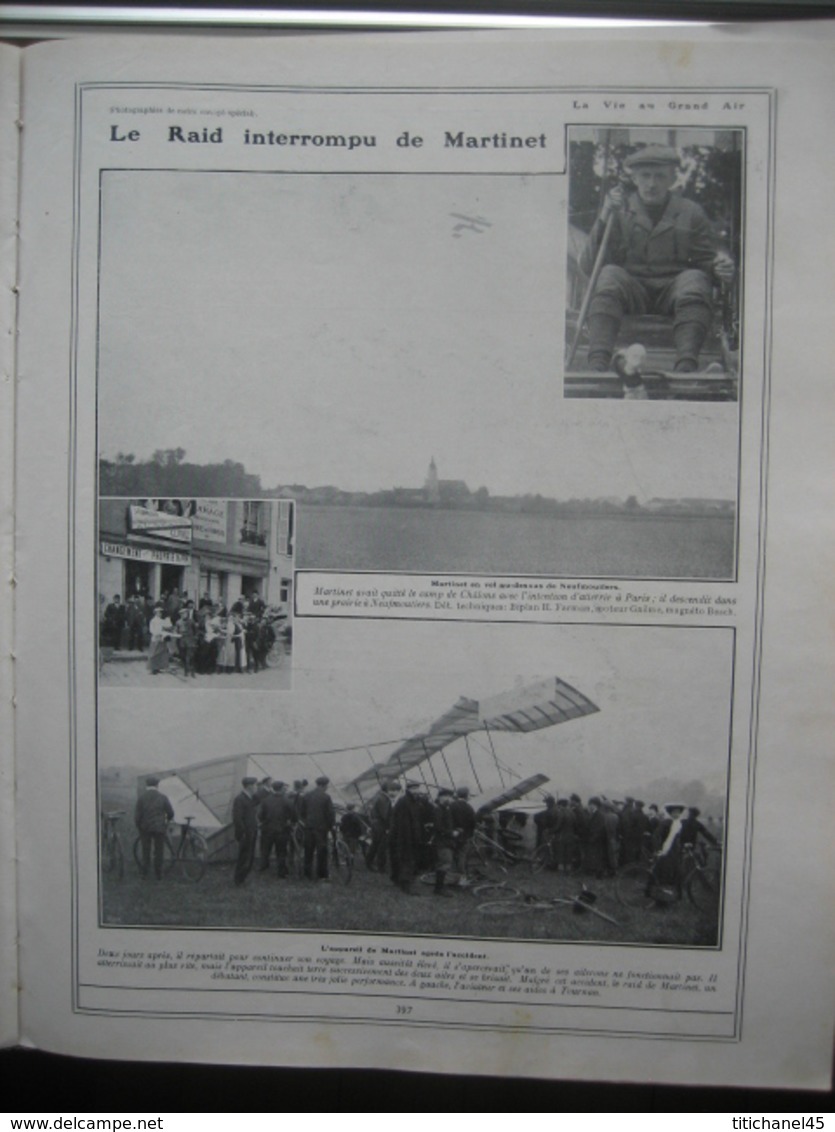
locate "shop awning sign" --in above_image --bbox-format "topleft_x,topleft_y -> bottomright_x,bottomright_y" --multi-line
128,504 -> 193,544
101,541 -> 190,566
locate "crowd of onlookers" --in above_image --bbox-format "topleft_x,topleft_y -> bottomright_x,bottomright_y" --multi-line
135,770 -> 722,897
236,777 -> 722,895
358,783 -> 722,893
527,793 -> 721,879
100,590 -> 287,676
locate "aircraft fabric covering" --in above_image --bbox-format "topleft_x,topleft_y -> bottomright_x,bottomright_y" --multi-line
477,774 -> 551,815
347,677 -> 599,799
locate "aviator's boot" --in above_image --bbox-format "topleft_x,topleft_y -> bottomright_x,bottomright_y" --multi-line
586,313 -> 620,372
673,319 -> 708,373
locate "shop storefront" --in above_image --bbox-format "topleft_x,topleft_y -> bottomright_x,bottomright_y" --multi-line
99,498 -> 294,616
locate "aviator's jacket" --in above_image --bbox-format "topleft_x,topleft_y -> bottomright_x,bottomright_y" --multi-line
580,191 -> 718,282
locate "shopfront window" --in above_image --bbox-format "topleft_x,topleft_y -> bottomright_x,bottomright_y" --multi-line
199,569 -> 227,604
124,560 -> 152,599
276,500 -> 294,557
240,501 -> 266,546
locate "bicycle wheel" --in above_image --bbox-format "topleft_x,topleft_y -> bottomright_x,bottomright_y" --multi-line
616,864 -> 659,909
104,834 -> 125,880
292,833 -> 306,879
133,835 -> 176,876
470,838 -> 509,876
333,839 -> 353,885
686,866 -> 721,913
177,834 -> 207,882
530,843 -> 552,875
132,836 -> 143,873
471,882 -> 521,900
477,900 -> 523,917
265,640 -> 283,668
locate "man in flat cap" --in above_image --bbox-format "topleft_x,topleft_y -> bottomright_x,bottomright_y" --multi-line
300,775 -> 335,881
580,144 -> 735,374
134,775 -> 175,880
232,776 -> 259,886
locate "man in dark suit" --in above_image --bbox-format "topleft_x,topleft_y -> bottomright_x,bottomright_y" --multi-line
390,781 -> 425,894
432,788 -> 456,896
258,780 -> 294,877
450,785 -> 476,875
365,780 -> 397,873
102,595 -> 126,649
134,776 -> 174,880
232,776 -> 259,886
301,775 -> 335,881
125,596 -> 146,652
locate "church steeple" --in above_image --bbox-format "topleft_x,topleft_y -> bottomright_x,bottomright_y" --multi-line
425,456 -> 439,503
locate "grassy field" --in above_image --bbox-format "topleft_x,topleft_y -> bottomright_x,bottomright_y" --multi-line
297,505 -> 735,580
101,857 -> 720,949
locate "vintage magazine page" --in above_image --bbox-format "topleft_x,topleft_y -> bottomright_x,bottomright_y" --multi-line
10,26 -> 835,1086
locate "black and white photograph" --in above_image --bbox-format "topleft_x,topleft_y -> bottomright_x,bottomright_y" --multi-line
98,497 -> 294,689
97,169 -> 738,581
565,126 -> 743,401
98,620 -> 730,948
8,17 -> 834,1091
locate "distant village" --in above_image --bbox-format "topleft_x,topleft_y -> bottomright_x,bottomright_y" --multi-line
100,452 -> 734,517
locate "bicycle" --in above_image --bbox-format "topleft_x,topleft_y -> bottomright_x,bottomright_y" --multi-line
133,816 -> 208,882
330,830 -> 354,885
616,844 -> 721,913
469,826 -> 552,875
478,885 -> 620,926
100,809 -> 126,879
263,614 -> 289,669
286,820 -> 306,879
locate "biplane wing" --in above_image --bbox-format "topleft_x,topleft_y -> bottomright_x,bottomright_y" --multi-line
475,774 -> 551,815
345,676 -> 599,802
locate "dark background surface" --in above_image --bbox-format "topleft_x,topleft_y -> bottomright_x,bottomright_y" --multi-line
2,0 -> 835,24
0,1047 -> 832,1109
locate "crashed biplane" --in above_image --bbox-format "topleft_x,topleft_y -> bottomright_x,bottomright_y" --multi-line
133,676 -> 599,861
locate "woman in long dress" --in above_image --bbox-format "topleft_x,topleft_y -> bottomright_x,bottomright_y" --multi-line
216,608 -> 234,673
228,602 -> 247,674
147,605 -> 173,674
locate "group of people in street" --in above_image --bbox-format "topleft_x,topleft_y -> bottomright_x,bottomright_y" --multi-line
101,590 -> 283,678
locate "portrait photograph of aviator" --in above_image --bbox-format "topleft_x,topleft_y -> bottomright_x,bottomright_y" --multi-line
564,126 -> 743,402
